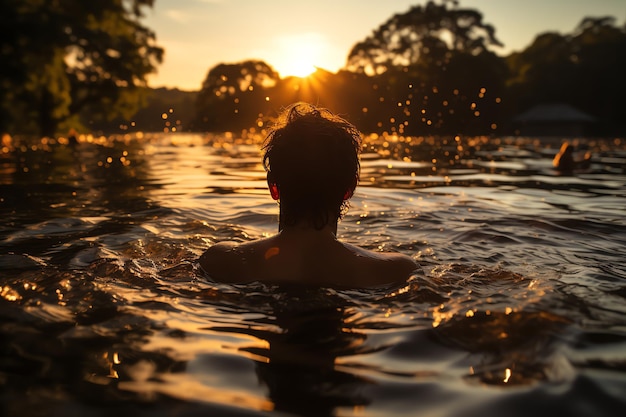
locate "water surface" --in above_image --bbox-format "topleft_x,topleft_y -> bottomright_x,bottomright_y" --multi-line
1,132 -> 625,416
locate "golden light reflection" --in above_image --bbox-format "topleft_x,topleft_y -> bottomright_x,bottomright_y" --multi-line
503,368 -> 512,383
353,405 -> 366,415
1,285 -> 21,302
103,352 -> 120,379
387,284 -> 410,298
431,305 -> 455,328
119,375 -> 274,412
141,320 -> 270,363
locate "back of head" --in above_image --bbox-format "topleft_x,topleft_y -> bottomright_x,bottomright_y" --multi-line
263,103 -> 362,229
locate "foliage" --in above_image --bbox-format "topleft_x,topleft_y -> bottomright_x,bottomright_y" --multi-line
346,0 -> 502,76
53,0 -> 618,138
506,16 -> 626,134
190,7 -> 624,137
193,61 -> 280,132
0,0 -> 163,137
192,1 -> 508,136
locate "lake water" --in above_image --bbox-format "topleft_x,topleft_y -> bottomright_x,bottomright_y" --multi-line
1,132 -> 625,417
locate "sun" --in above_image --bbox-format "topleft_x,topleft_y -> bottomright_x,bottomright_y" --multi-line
280,57 -> 317,78
272,33 -> 326,78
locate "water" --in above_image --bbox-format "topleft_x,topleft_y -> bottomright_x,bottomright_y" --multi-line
1,132 -> 625,417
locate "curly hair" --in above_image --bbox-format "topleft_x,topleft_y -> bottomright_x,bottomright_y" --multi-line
262,103 -> 362,230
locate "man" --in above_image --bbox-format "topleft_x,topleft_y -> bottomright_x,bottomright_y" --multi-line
199,103 -> 417,287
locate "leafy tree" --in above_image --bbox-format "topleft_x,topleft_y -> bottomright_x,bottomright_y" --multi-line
342,0 -> 507,135
193,60 -> 280,131
346,0 -> 502,76
0,0 -> 163,137
506,16 -> 626,135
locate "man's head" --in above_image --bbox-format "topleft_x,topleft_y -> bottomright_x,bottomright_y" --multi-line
262,103 -> 362,230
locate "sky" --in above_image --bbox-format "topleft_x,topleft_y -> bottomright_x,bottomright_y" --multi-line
142,0 -> 626,91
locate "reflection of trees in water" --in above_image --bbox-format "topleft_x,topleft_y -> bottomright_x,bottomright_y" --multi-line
0,136 -> 170,264
0,293 -> 187,415
1,135 -> 158,219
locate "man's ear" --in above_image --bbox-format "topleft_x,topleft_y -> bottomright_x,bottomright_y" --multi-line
267,175 -> 280,200
343,176 -> 358,201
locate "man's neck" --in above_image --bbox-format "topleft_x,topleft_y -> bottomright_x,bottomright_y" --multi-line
278,221 -> 338,238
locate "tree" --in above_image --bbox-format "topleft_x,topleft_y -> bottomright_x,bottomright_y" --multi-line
193,60 -> 280,131
0,0 -> 163,137
506,16 -> 626,135
343,0 -> 507,135
346,0 -> 502,76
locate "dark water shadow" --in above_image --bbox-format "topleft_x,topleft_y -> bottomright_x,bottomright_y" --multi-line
210,286 -> 373,417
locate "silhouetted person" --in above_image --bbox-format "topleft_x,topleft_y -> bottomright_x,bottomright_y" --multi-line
553,141 -> 591,173
199,102 -> 417,287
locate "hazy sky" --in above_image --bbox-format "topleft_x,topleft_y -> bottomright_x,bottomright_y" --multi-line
143,0 -> 625,90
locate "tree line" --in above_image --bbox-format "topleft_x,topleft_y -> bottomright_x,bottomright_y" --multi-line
190,2 -> 625,137
2,1 -> 625,138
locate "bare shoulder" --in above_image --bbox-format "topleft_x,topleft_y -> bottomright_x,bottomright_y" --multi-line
198,238 -> 275,282
198,240 -> 237,264
345,241 -> 416,265
373,250 -> 419,279
198,241 -> 243,282
383,251 -> 419,271
342,242 -> 418,287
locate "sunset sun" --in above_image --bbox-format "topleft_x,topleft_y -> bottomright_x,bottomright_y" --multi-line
280,56 -> 317,78
272,33 -> 326,78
